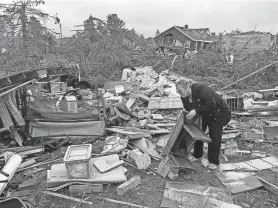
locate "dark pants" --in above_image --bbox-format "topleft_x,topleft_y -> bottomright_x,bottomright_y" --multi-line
193,114 -> 230,165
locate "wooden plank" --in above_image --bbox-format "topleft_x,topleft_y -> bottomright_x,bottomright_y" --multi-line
0,77 -> 12,87
183,124 -> 211,142
157,159 -> 171,178
249,105 -> 278,112
116,176 -> 141,196
222,60 -> 278,90
0,79 -> 36,97
204,198 -> 242,208
25,71 -> 39,80
0,97 -> 14,131
165,181 -> 233,203
44,191 -> 94,205
14,131 -> 24,146
126,97 -> 136,109
69,184 -> 103,194
9,73 -> 26,84
4,95 -> 25,126
261,157 -> 278,167
245,158 -> 274,170
222,176 -> 263,194
170,153 -> 195,170
257,176 -> 278,197
259,88 -> 278,92
162,111 -> 184,156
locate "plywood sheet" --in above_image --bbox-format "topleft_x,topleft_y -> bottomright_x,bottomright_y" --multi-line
204,198 -> 242,208
219,162 -> 257,171
165,181 -> 232,203
217,171 -> 256,183
245,159 -> 274,170
261,156 -> 278,167
222,176 -> 263,194
162,181 -> 241,208
162,111 -> 184,156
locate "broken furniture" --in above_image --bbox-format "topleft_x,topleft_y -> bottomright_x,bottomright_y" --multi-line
157,111 -> 210,178
162,110 -> 210,157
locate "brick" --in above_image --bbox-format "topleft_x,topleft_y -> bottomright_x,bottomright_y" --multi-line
116,176 -> 141,196
69,184 -> 103,194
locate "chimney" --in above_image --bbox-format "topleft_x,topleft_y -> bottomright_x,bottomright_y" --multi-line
184,24 -> 188,29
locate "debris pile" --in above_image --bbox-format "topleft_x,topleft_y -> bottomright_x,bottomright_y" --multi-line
0,63 -> 278,207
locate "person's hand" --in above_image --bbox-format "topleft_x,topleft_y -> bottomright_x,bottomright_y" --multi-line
186,110 -> 196,120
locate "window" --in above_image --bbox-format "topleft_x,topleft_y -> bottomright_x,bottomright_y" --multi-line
184,40 -> 191,48
162,34 -> 174,46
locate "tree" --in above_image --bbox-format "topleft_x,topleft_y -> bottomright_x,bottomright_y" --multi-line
107,14 -> 125,29
0,0 -> 49,51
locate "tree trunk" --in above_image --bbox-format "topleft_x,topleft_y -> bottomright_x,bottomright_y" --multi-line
20,4 -> 28,51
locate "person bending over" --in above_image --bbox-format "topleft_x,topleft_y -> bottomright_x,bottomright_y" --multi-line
176,79 -> 231,170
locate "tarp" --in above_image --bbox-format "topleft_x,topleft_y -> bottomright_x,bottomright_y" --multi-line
26,107 -> 99,121
29,120 -> 105,137
46,154 -> 127,188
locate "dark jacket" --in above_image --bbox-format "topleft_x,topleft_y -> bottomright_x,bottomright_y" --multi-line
181,83 -> 231,126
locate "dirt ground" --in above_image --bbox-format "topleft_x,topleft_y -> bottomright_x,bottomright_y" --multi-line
8,116 -> 278,208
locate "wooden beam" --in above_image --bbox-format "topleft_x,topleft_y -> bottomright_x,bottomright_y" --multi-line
162,111 -> 184,156
9,73 -> 27,84
0,79 -> 36,97
43,191 -> 94,206
249,106 -> 278,112
222,60 -> 278,90
96,197 -> 149,208
0,77 -> 12,87
25,71 -> 39,80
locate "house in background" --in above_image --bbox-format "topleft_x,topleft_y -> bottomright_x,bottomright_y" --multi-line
154,25 -> 217,52
222,32 -> 276,56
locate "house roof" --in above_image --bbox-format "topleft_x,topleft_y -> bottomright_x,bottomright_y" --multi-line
155,26 -> 217,42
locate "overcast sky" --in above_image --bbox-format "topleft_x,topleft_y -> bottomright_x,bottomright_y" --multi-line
4,0 -> 278,37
